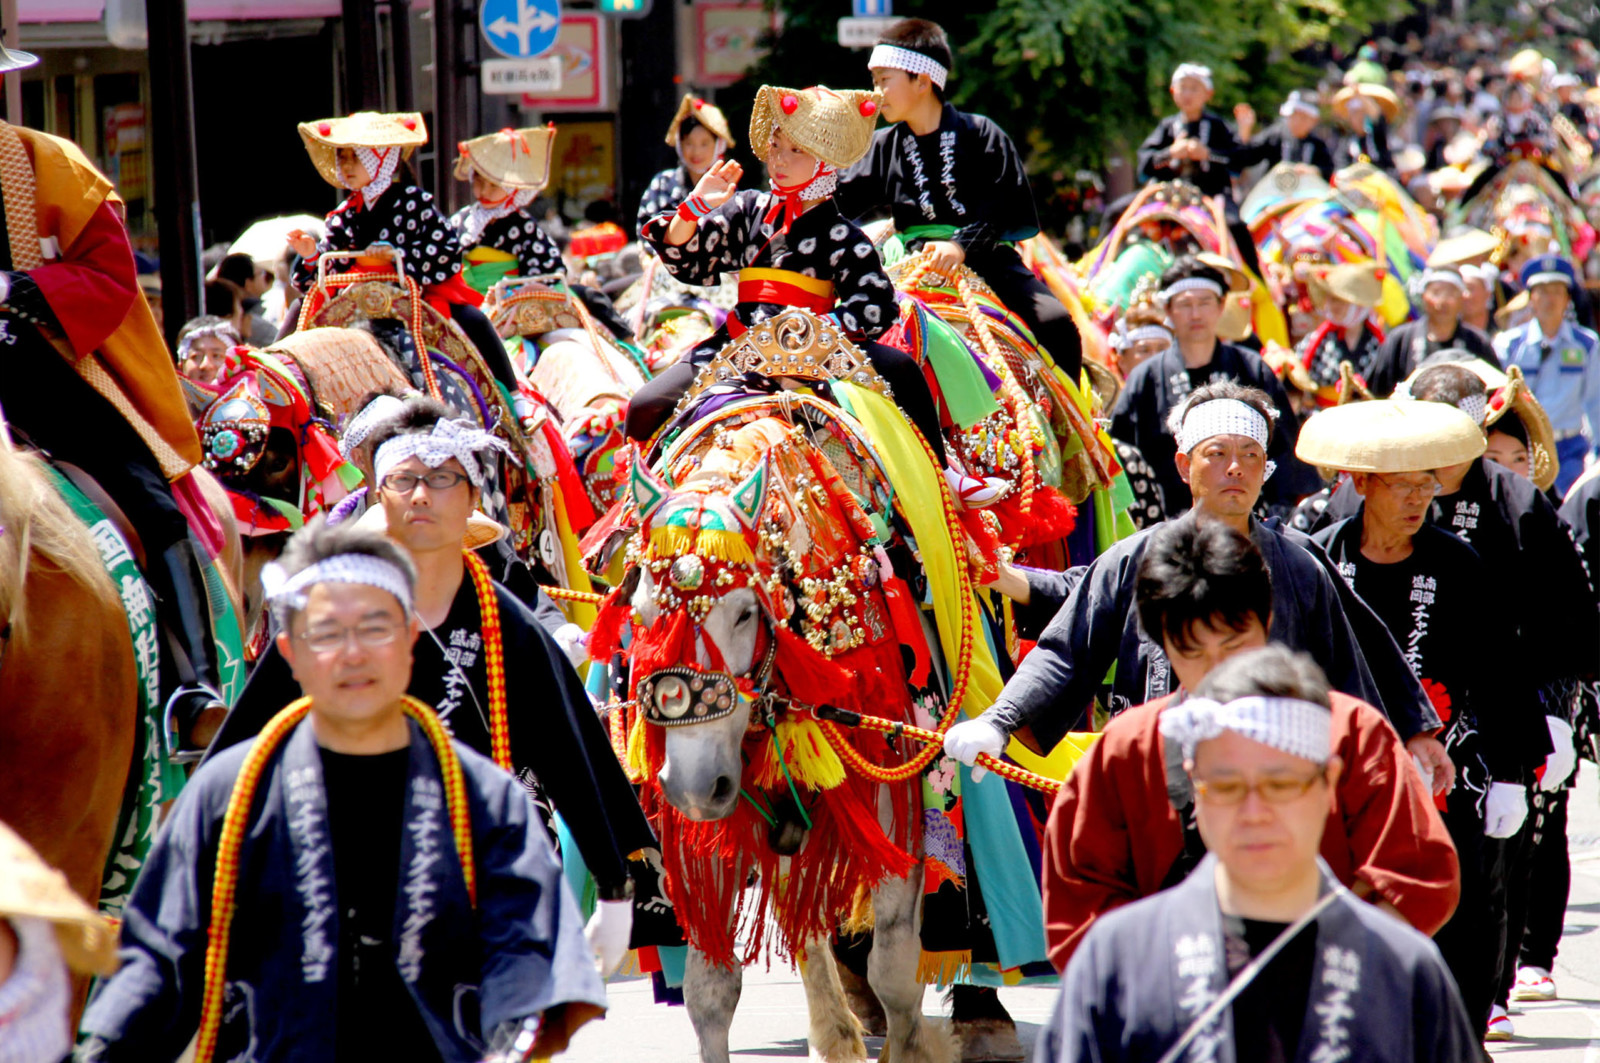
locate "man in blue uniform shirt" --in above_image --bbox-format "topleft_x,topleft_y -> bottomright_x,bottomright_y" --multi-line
1493,253 -> 1600,492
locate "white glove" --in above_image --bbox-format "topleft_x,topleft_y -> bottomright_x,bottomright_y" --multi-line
944,718 -> 1007,782
1541,716 -> 1577,792
553,622 -> 589,669
1484,782 -> 1529,839
584,898 -> 633,978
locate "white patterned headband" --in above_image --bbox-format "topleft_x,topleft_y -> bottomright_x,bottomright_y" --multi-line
868,45 -> 949,89
373,418 -> 512,488
340,394 -> 408,460
1172,63 -> 1213,89
1459,392 -> 1488,425
1418,268 -> 1465,291
261,553 -> 414,615
1111,324 -> 1175,351
1160,695 -> 1333,764
1158,277 -> 1225,305
1175,399 -> 1275,480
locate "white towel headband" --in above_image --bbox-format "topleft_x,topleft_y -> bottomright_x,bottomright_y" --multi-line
373,418 -> 512,488
261,553 -> 414,615
1159,695 -> 1333,764
1171,63 -> 1213,89
1158,277 -> 1225,305
868,45 -> 949,89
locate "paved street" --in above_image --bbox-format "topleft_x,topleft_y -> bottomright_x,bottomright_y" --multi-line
567,764 -> 1600,1061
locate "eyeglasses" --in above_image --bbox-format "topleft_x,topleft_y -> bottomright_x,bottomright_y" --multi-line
1193,769 -> 1326,805
381,470 -> 470,494
296,621 -> 404,655
1373,473 -> 1443,499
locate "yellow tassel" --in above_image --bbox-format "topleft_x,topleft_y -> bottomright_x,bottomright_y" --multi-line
840,887 -> 875,935
625,713 -> 650,783
916,949 -> 972,987
648,524 -> 755,567
751,716 -> 846,791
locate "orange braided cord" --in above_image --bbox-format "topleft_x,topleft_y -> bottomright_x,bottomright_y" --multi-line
296,271 -> 440,397
955,275 -> 1042,525
541,585 -> 605,605
464,551 -> 513,770
192,695 -> 476,1063
818,713 -> 1059,794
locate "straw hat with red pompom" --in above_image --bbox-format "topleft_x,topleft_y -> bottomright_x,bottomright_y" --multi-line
453,125 -> 557,191
298,111 -> 428,188
665,94 -> 736,147
748,85 -> 884,171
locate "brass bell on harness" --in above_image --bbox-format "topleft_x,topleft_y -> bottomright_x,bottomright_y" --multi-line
669,555 -> 705,591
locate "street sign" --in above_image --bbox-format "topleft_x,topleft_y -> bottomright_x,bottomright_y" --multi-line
837,16 -> 896,48
481,57 -> 564,95
598,0 -> 653,17
852,0 -> 891,15
480,0 -> 563,59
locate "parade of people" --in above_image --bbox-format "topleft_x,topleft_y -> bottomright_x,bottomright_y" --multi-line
8,6 -> 1600,1061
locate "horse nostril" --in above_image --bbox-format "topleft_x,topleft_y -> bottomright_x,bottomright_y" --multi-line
711,775 -> 735,804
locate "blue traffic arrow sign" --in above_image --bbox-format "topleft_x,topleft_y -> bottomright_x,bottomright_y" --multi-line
480,0 -> 563,59
853,0 -> 892,15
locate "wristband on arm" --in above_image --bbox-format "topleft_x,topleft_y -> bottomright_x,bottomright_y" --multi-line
676,195 -> 713,222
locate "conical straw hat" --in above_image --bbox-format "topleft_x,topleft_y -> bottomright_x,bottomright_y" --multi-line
1484,365 -> 1558,490
1332,82 -> 1401,123
0,821 -> 119,975
298,112 -> 428,188
454,125 -> 557,190
749,85 -> 883,171
1427,228 -> 1499,266
1306,261 -> 1384,307
1295,398 -> 1485,472
665,94 -> 735,147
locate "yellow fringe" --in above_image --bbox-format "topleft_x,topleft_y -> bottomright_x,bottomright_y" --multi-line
625,713 -> 650,783
916,949 -> 973,987
648,523 -> 755,567
751,716 -> 847,791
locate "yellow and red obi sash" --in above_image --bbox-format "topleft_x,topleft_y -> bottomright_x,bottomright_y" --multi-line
463,244 -> 519,295
728,267 -> 835,337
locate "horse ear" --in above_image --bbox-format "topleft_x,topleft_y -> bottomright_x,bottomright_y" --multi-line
730,454 -> 767,526
630,447 -> 675,524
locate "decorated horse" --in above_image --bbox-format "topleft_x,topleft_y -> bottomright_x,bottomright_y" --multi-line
585,310 -> 1086,1062
1455,158 -> 1596,264
0,423 -> 244,994
486,275 -> 653,516
611,245 -> 740,373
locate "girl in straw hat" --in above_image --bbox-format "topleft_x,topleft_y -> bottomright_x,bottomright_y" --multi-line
1290,261 -> 1387,405
287,112 -> 519,390
624,84 -> 954,474
637,95 -> 736,236
449,125 -> 563,294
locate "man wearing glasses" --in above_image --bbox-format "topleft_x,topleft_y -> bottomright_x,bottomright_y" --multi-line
1304,398 -> 1546,1044
1040,519 -> 1457,973
80,519 -> 607,1061
1037,646 -> 1476,1063
209,398 -> 654,979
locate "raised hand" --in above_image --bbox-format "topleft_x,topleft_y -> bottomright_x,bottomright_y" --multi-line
692,159 -> 744,212
286,229 -> 318,258
1234,102 -> 1257,141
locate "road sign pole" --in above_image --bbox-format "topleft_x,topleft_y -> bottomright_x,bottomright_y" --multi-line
341,0 -> 383,112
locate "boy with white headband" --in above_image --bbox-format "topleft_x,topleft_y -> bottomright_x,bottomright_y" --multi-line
81,518 -> 607,1062
210,397 -> 657,980
835,18 -> 1085,378
1368,263 -> 1500,397
951,379 -> 1451,791
1038,647 -> 1476,1063
1136,62 -> 1261,275
1232,90 -> 1335,180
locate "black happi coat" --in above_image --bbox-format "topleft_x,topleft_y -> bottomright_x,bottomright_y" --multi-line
1109,343 -> 1322,513
983,514 -> 1442,753
1315,515 -> 1532,798
1233,119 -> 1336,179
81,717 -> 606,1063
640,189 -> 895,342
449,205 -> 564,276
1039,855 -> 1476,1063
1365,320 -> 1501,398
1294,321 -> 1383,387
209,575 -> 655,893
294,181 -> 464,290
1315,459 -> 1599,688
1560,471 -> 1600,611
835,103 -> 1041,263
637,165 -> 691,234
1136,109 -> 1242,197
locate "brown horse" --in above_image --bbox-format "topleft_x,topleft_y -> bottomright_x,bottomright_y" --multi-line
0,440 -> 137,918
